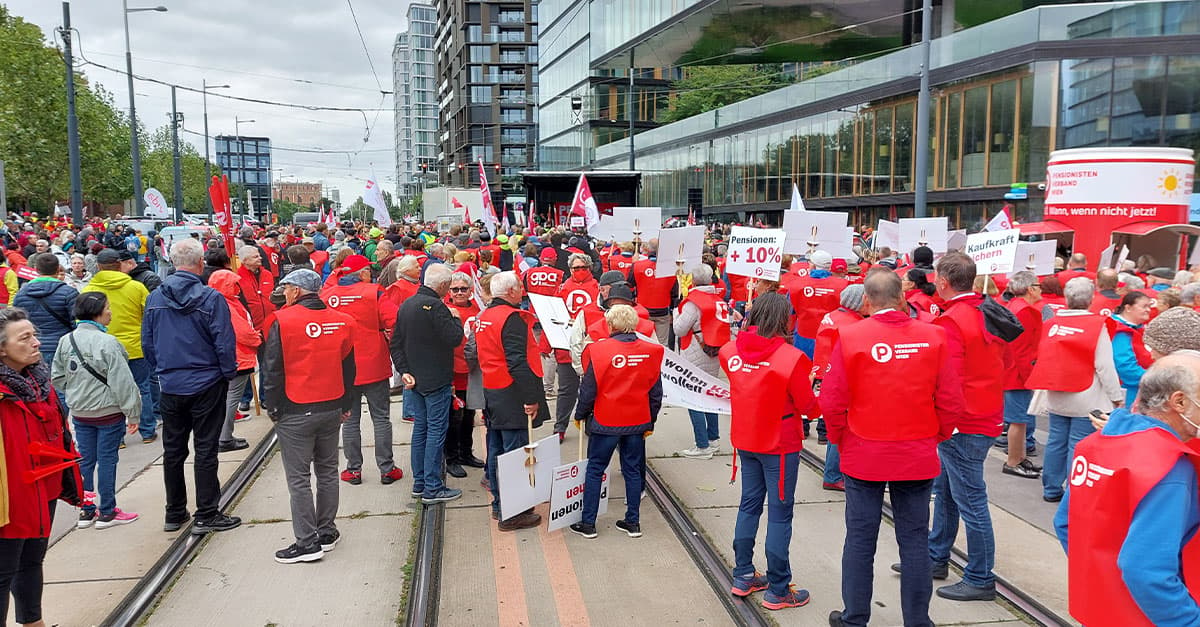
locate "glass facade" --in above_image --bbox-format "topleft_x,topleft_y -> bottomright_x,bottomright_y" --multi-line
214,136 -> 271,215
393,3 -> 438,201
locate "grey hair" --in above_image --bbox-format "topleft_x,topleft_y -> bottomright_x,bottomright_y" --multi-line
449,271 -> 472,285
1119,273 -> 1145,291
423,263 -> 453,289
0,307 -> 30,346
568,253 -> 591,268
1138,350 -> 1200,413
690,264 -> 714,286
396,255 -> 420,274
1008,271 -> 1036,296
238,245 -> 259,259
1119,259 -> 1136,273
1175,271 -> 1194,288
170,238 -> 205,269
427,243 -> 444,258
490,271 -> 520,297
1064,277 -> 1095,310
1182,283 -> 1200,305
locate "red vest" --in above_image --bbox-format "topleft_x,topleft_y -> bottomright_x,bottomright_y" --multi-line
678,290 -> 732,351
1090,293 -> 1122,317
1004,298 -> 1042,389
791,262 -> 811,278
310,250 -> 330,272
936,296 -> 1005,419
319,281 -> 392,384
905,290 -> 941,316
0,267 -> 10,304
274,304 -> 354,404
726,272 -> 750,303
812,308 -> 863,379
632,259 -> 675,310
606,253 -> 635,275
1057,269 -> 1096,287
556,276 -> 599,316
839,317 -> 944,440
582,338 -> 664,428
476,304 -> 543,389
1067,427 -> 1200,627
719,341 -> 807,453
1025,311 -> 1107,392
789,275 -> 848,338
383,278 -> 419,309
523,266 -> 564,297
1107,318 -> 1153,369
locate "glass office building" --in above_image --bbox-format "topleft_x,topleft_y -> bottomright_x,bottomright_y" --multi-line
393,2 -> 438,203
545,0 -> 1200,228
214,135 -> 272,217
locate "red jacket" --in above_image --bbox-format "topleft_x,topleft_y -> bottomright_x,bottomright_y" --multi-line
1,385 -> 83,539
382,276 -> 420,309
237,265 -> 276,335
936,294 -> 1005,437
1004,298 -> 1042,390
210,270 -> 262,371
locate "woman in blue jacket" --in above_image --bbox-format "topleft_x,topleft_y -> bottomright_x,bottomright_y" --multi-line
1110,292 -> 1154,409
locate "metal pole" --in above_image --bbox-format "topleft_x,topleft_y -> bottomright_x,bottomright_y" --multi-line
62,3 -> 83,226
627,46 -> 636,171
913,0 -> 933,218
170,86 -> 183,221
123,0 -> 144,214
203,79 -> 212,223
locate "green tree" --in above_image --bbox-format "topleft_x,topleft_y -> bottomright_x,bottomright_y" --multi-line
272,199 -> 304,224
662,64 -> 786,124
141,124 -> 221,214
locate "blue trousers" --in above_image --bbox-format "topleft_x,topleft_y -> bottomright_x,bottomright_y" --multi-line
841,476 -> 934,627
127,358 -> 158,439
74,421 -> 125,516
581,432 -> 645,525
408,385 -> 453,496
687,410 -> 719,449
929,433 -> 996,588
486,424 -> 529,517
824,443 -> 843,484
733,450 -> 799,596
1043,413 -> 1095,500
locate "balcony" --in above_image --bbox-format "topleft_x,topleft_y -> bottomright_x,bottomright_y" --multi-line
497,12 -> 525,25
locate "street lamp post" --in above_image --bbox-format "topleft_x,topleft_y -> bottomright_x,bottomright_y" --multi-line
122,2 -> 167,215
202,79 -> 230,223
234,116 -> 255,220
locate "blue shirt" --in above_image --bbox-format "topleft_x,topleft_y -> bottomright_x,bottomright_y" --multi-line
1110,317 -> 1146,408
1055,409 -> 1200,626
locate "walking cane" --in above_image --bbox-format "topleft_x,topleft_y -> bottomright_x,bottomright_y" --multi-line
249,374 -> 262,415
524,405 -> 538,488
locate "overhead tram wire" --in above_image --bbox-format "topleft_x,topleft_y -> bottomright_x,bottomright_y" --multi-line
346,0 -> 385,94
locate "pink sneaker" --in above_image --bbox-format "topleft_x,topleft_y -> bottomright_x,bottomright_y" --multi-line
95,508 -> 139,529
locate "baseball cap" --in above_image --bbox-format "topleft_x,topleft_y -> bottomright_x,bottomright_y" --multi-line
539,248 -> 557,263
278,269 -> 321,292
830,259 -> 848,273
369,227 -> 383,238
599,270 -> 626,287
339,254 -> 371,275
809,250 -> 833,269
96,249 -> 122,265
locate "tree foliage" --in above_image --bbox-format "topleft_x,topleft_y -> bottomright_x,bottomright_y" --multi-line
142,124 -> 221,214
662,64 -> 789,124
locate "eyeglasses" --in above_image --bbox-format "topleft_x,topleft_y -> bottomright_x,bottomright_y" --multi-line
449,287 -> 471,292
570,266 -> 589,271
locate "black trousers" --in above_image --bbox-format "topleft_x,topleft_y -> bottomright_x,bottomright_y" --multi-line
0,501 -> 55,624
161,380 -> 229,522
444,388 -> 475,462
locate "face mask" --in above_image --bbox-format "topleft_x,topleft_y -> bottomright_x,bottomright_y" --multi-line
1182,396 -> 1200,437
572,269 -> 591,281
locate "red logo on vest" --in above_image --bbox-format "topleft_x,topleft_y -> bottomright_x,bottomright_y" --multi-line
727,355 -> 744,372
714,301 -> 732,323
305,322 -> 322,338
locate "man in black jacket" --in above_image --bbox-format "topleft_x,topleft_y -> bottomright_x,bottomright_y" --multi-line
391,263 -> 465,504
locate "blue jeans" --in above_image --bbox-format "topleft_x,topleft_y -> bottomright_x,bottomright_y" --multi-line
929,433 -> 996,588
74,421 -> 125,515
408,385 -> 453,496
687,410 -> 719,449
733,450 -> 799,597
486,423 -> 529,517
127,358 -> 158,439
1003,389 -> 1037,449
1043,413 -> 1095,500
824,443 -> 843,484
582,432 -> 645,525
842,476 -> 934,627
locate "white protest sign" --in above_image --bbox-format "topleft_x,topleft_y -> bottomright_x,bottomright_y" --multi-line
569,215 -> 585,228
1115,245 -> 1131,271
497,434 -> 561,521
546,460 -> 609,532
1098,244 -> 1117,269
528,293 -> 573,350
875,219 -> 899,251
143,188 -> 170,218
591,207 -> 662,243
660,345 -> 731,415
1009,240 -> 1058,277
726,226 -> 785,281
898,217 -> 949,254
947,229 -> 968,252
654,226 -> 705,278
782,210 -> 847,255
965,228 -> 1020,275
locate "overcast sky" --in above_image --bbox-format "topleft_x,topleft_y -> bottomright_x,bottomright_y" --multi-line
9,0 -> 412,205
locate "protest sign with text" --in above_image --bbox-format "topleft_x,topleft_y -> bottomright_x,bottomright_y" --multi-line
660,345 -> 731,415
547,460 -> 609,532
965,228 -> 1020,275
726,226 -> 786,281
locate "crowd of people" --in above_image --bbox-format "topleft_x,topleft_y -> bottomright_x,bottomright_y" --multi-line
4,209 -> 1200,625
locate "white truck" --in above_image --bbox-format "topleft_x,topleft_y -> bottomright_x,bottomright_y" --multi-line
422,187 -> 482,224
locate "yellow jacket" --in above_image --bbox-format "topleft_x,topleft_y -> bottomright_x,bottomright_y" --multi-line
82,271 -> 149,359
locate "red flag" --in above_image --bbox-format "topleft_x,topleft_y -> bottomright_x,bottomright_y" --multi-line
687,208 -> 696,225
452,196 -> 468,224
569,173 -> 599,231
478,160 -> 498,236
209,175 -> 236,254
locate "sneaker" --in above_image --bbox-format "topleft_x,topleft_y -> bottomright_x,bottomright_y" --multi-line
822,481 -> 845,492
422,488 -> 462,504
936,580 -> 996,601
615,519 -> 642,538
401,415 -> 415,423
142,434 -> 158,444
411,486 -> 425,499
446,463 -> 467,478
678,446 -> 715,459
77,510 -> 97,529
274,542 -> 324,564
708,439 -> 721,452
164,512 -> 191,532
891,560 -> 949,580
381,468 -> 404,485
238,403 -> 251,413
569,522 -> 597,538
192,513 -> 242,534
480,477 -> 491,491
218,439 -> 249,453
341,469 -> 363,485
498,510 -> 541,531
1002,462 -> 1040,479
761,585 -> 810,610
234,412 -> 251,423
318,530 -> 340,552
95,508 -> 140,529
730,572 -> 768,597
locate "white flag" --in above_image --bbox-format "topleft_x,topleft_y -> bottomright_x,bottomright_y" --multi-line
789,183 -> 806,211
982,206 -> 1012,232
478,159 -> 498,238
363,177 -> 392,227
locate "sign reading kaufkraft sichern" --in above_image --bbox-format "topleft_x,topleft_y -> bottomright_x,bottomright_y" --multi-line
965,228 -> 1020,275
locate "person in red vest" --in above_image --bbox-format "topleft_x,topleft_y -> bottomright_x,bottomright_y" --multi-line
567,271 -> 635,372
999,271 -> 1043,478
523,248 -> 564,297
306,239 -> 331,280
1110,291 -> 1154,409
822,271 -> 962,627
569,305 -> 665,540
674,264 -> 732,459
320,255 -> 403,487
903,268 -> 941,317
1055,253 -> 1095,287
627,239 -> 678,346
1054,352 -> 1200,627
262,269 -> 356,564
924,251 -> 1015,602
1090,269 -> 1123,316
551,253 -> 600,440
720,293 -> 818,610
604,242 -> 636,275
382,255 -> 421,310
475,271 -> 549,531
809,284 -> 867,492
789,250 -> 848,360
1026,277 -> 1124,504
443,271 -> 485,479
236,245 -> 275,337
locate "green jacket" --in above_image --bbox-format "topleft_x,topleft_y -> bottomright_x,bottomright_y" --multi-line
51,322 -> 142,421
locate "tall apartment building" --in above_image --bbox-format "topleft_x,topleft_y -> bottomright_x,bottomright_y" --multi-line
433,0 -> 539,196
214,135 -> 271,216
393,2 -> 438,203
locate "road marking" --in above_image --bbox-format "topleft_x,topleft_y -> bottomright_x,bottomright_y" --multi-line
537,503 -> 591,626
490,516 -> 531,625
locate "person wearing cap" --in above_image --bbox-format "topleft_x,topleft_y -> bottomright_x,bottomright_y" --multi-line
789,250 -> 848,361
143,238 -> 241,535
830,258 -> 849,281
674,264 -> 731,459
84,248 -> 155,443
262,269 -> 356,563
259,231 -> 282,276
524,247 -> 564,296
1146,267 -> 1176,292
1144,306 -> 1200,360
365,227 -> 384,262
320,254 -> 404,486
496,234 -> 514,271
